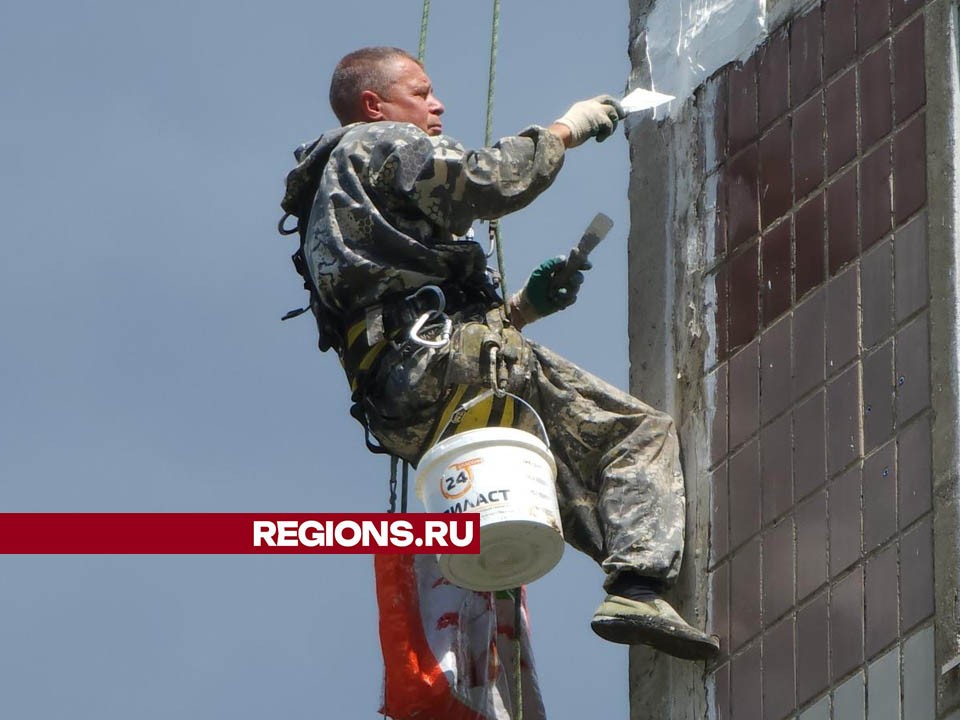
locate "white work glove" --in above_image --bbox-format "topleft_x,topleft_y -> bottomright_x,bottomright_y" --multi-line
553,95 -> 625,148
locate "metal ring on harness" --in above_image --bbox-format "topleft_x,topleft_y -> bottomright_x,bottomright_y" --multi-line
409,312 -> 452,348
278,212 -> 300,236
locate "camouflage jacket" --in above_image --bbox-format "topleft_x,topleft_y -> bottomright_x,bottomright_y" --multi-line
282,121 -> 566,320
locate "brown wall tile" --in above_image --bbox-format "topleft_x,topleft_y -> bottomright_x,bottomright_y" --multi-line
731,341 -> 761,448
728,145 -> 761,251
731,242 -> 761,351
863,440 -> 897,552
865,542 -> 899,660
893,14 -> 926,123
762,221 -> 792,324
713,265 -> 731,363
791,6 -> 823,106
860,141 -> 893,251
715,169 -> 730,261
715,663 -> 731,720
759,29 -> 790,129
860,43 -> 893,150
894,213 -> 928,323
711,363 -> 730,467
762,616 -> 796,720
731,537 -> 763,651
830,565 -> 865,681
863,341 -> 895,454
827,168 -> 859,273
761,316 -> 793,425
712,464 -> 730,565
824,0 -> 857,78
895,312 -> 930,424
861,240 -> 894,348
793,289 -> 826,399
796,193 -> 826,299
731,438 -> 762,550
730,57 -> 759,156
827,362 -> 862,476
829,464 -> 862,577
893,115 -> 927,224
825,69 -> 858,175
891,0 -> 923,26
760,120 -> 794,229
901,516 -> 934,631
794,91 -> 826,201
796,489 -> 828,600
794,390 -> 827,499
762,413 -> 794,525
796,592 -> 830,704
898,415 -> 932,529
857,0 -> 891,51
732,641 -> 762,720
764,515 -> 795,625
826,264 -> 859,375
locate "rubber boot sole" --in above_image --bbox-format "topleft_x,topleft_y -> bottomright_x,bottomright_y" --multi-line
591,614 -> 721,661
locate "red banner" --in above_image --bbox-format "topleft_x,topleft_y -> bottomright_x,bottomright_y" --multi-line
0,513 -> 480,554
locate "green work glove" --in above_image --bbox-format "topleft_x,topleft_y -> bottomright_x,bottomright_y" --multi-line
509,255 -> 591,328
553,95 -> 625,148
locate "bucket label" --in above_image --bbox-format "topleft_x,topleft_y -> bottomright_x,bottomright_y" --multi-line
442,488 -> 512,514
440,457 -> 483,500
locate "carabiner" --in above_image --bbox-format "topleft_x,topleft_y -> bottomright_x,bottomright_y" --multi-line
408,312 -> 452,349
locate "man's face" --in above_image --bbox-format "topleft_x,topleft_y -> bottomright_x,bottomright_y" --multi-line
373,56 -> 445,135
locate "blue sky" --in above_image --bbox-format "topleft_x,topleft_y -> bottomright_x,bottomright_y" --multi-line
0,1 -> 638,717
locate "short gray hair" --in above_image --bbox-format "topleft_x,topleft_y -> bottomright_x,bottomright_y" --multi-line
329,47 -> 419,124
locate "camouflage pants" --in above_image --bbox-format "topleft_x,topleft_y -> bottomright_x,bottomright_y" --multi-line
358,311 -> 685,588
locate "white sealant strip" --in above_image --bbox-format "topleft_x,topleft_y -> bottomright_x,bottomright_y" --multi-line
640,0 -> 767,116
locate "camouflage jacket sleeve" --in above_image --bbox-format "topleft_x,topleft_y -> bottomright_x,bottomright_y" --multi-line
364,123 -> 566,236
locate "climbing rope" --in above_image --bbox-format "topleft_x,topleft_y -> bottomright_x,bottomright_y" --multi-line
514,587 -> 523,719
417,0 -> 431,63
484,0 -> 510,318
483,6 -> 523,712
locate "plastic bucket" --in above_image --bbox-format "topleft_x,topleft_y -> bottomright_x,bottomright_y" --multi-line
416,426 -> 564,591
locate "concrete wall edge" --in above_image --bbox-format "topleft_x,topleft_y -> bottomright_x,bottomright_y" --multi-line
925,0 -> 960,716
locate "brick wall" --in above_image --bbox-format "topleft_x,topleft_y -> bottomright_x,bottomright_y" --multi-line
703,1 -> 935,718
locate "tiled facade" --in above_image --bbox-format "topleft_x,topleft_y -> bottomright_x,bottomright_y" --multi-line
703,1 -> 935,718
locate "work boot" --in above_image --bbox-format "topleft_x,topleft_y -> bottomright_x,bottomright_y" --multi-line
590,594 -> 721,660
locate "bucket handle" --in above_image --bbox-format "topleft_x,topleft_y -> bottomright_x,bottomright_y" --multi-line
438,389 -> 550,449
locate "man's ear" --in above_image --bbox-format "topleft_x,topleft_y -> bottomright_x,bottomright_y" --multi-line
359,90 -> 385,122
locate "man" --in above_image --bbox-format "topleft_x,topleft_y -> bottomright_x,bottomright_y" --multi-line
281,47 -> 719,661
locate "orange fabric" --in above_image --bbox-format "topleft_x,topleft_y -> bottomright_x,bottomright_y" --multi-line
375,555 -> 486,720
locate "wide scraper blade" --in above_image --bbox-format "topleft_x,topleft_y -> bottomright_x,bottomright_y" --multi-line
621,87 -> 676,114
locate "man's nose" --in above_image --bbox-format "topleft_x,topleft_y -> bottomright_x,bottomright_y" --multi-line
430,95 -> 445,115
